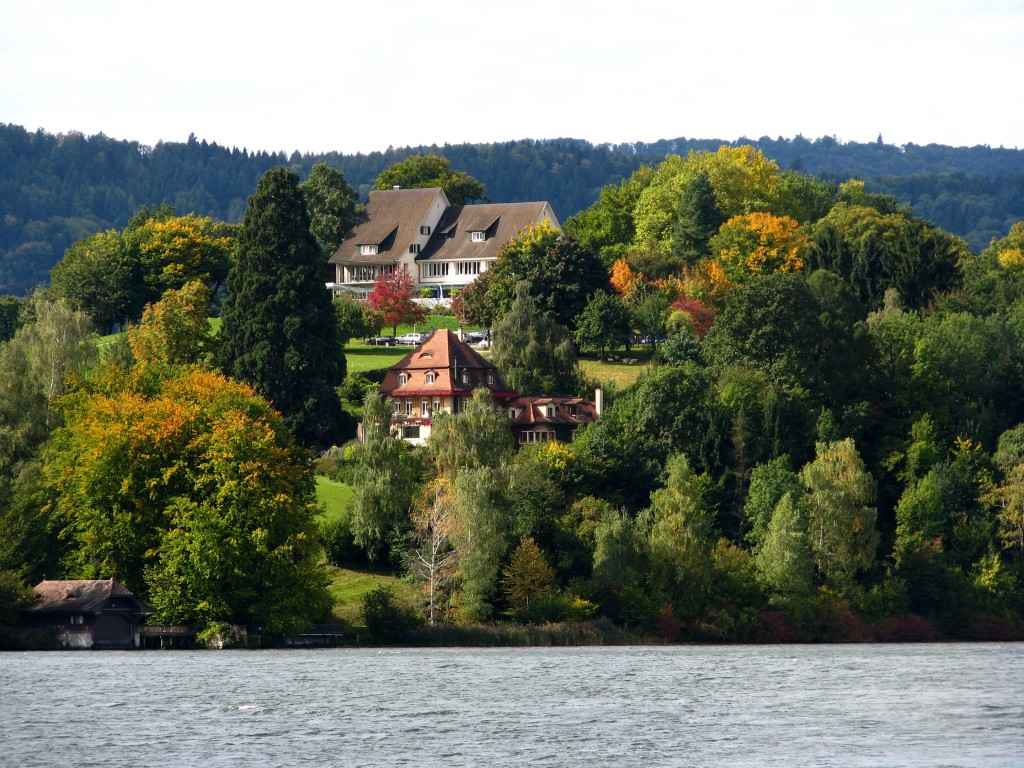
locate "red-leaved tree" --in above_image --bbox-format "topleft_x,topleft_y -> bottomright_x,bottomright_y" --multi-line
367,269 -> 426,337
671,297 -> 716,338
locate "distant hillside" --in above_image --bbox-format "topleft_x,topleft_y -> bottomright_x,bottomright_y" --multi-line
2,123 -> 1023,295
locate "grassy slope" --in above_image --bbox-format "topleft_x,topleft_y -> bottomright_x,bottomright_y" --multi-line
315,475 -> 353,524
579,356 -> 650,390
326,567 -> 421,624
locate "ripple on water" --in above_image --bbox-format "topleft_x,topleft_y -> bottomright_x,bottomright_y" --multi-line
0,645 -> 1022,767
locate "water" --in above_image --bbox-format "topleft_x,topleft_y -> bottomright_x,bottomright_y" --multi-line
1,644 -> 1021,767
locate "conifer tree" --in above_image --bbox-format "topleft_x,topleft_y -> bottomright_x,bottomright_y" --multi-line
218,167 -> 345,445
672,171 -> 725,265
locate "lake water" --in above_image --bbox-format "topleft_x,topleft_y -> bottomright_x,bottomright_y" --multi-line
1,644 -> 1021,767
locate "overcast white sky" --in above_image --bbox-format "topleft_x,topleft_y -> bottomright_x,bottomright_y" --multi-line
2,0 -> 1022,153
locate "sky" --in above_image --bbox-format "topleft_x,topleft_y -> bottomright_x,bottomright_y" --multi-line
2,0 -> 1022,154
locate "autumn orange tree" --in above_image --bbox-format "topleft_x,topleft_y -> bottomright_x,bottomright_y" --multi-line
45,366 -> 331,634
709,212 -> 809,287
367,269 -> 426,337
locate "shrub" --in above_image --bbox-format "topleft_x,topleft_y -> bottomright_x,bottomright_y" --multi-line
361,586 -> 420,642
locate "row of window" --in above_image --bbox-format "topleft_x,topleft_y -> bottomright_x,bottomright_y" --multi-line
396,371 -> 494,386
519,430 -> 556,444
347,264 -> 395,282
393,398 -> 444,417
420,261 -> 484,278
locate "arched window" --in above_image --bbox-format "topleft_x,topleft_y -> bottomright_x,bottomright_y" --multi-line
425,371 -> 436,384
398,373 -> 408,386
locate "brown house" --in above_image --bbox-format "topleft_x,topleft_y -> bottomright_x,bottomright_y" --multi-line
507,393 -> 602,445
379,329 -> 516,444
22,579 -> 148,650
377,331 -> 602,445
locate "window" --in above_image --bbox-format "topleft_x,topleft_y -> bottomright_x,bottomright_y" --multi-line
457,261 -> 481,276
398,373 -> 408,386
424,262 -> 449,278
421,399 -> 430,415
470,231 -> 486,242
568,405 -> 577,417
420,225 -> 431,235
409,243 -> 421,254
404,399 -> 412,416
462,371 -> 470,385
402,425 -> 421,439
425,371 -> 436,384
487,373 -> 494,386
433,398 -> 441,413
360,244 -> 378,256
392,400 -> 400,414
546,405 -> 555,418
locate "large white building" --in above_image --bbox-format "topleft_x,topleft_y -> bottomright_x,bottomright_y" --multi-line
327,187 -> 558,300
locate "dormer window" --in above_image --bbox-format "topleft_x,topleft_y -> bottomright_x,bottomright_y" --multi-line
420,225 -> 431,235
487,373 -> 494,386
409,243 -> 421,254
462,371 -> 470,384
398,373 -> 408,385
470,231 -> 486,242
425,371 -> 436,384
360,244 -> 378,256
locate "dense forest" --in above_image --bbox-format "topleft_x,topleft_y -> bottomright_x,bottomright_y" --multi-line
4,146 -> 1024,645
2,123 -> 1023,295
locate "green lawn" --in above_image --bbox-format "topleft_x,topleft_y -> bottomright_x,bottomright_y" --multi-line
579,355 -> 652,390
326,566 -> 420,625
315,475 -> 353,524
345,340 -> 407,373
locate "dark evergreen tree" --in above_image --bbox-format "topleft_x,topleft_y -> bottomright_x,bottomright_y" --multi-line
218,168 -> 346,445
300,163 -> 359,256
672,171 -> 725,265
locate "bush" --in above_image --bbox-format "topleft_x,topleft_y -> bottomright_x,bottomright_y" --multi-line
361,586 -> 420,642
522,593 -> 598,624
320,516 -> 364,567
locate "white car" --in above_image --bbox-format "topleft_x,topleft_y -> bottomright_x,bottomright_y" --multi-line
396,332 -> 425,345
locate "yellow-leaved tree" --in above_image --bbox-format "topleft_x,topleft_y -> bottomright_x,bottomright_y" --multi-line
709,212 -> 809,286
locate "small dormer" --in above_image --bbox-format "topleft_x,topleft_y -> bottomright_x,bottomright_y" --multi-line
470,230 -> 486,242
398,373 -> 409,386
425,370 -> 437,384
360,244 -> 378,256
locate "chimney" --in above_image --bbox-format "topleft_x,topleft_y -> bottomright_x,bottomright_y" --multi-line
594,387 -> 603,418
392,185 -> 401,191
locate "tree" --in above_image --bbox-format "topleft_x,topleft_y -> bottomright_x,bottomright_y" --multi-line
702,273 -> 829,394
301,162 -> 358,256
0,570 -> 36,625
126,214 -> 234,299
367,269 -> 426,338
373,154 -> 485,205
485,224 -> 607,330
574,291 -> 631,360
755,492 -> 815,602
408,478 -> 458,625
491,281 -> 580,395
672,171 -> 725,265
349,391 -> 422,557
709,212 -> 809,286
744,456 -> 803,549
217,167 -> 345,445
564,166 -> 655,267
630,290 -> 670,353
452,270 -> 497,329
127,280 -> 213,367
45,367 -> 331,633
502,537 -> 556,619
450,466 -> 510,620
0,296 -> 22,342
800,439 -> 878,589
50,230 -> 143,331
808,203 -> 967,309
334,295 -> 381,345
644,453 -> 716,618
428,388 -> 515,477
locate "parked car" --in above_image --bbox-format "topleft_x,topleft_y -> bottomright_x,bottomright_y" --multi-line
367,335 -> 397,346
396,332 -> 426,345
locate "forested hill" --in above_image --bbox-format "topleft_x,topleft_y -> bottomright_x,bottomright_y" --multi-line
2,122 -> 1024,295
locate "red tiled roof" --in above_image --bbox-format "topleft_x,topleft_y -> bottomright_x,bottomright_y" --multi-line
507,395 -> 598,427
382,330 -> 511,397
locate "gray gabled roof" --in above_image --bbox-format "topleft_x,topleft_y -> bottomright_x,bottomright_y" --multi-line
417,201 -> 558,263
330,187 -> 447,265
